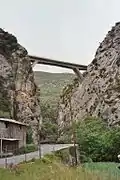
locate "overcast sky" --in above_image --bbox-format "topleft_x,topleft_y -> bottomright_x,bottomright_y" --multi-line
0,0 -> 120,72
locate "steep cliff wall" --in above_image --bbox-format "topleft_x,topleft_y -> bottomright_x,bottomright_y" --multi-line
58,22 -> 120,133
58,78 -> 79,134
0,28 -> 42,143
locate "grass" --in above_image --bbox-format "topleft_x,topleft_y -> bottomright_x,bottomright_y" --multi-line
84,162 -> 120,179
0,156 -> 120,180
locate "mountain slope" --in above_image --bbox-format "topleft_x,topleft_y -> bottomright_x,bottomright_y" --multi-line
0,28 -> 41,143
34,71 -> 75,105
57,22 -> 120,133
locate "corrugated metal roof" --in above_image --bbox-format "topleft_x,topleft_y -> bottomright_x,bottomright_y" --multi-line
0,118 -> 28,126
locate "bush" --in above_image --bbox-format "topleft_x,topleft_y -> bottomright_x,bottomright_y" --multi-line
14,144 -> 38,155
76,117 -> 120,162
54,149 -> 69,163
26,126 -> 33,144
40,102 -> 58,142
41,153 -> 60,164
57,134 -> 71,144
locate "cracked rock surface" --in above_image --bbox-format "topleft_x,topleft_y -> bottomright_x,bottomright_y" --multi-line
0,28 -> 42,144
58,22 -> 120,134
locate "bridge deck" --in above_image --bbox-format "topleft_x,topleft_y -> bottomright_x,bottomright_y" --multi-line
29,55 -> 87,70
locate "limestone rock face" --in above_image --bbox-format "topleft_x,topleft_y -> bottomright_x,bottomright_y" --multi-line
0,29 -> 42,143
58,22 -> 120,133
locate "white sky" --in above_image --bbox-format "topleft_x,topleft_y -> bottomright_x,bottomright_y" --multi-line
0,0 -> 120,72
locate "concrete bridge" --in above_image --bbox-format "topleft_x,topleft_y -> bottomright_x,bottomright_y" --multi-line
29,55 -> 88,82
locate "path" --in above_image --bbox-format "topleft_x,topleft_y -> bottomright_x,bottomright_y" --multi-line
0,144 -> 75,167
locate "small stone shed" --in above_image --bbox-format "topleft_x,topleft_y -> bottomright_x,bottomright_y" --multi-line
0,118 -> 27,153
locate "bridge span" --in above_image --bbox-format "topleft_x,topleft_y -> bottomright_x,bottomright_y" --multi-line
29,55 -> 88,82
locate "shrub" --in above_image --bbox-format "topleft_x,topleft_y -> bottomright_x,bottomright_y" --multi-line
26,126 -> 33,144
76,117 -> 120,162
54,149 -> 69,163
14,144 -> 38,155
40,102 -> 58,142
41,153 -> 60,164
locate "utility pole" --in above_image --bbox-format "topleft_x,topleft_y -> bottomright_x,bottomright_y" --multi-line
38,120 -> 42,159
69,96 -> 78,166
72,122 -> 78,166
0,131 -> 2,158
38,131 -> 41,159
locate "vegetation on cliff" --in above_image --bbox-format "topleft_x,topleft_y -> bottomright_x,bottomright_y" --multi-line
0,68 -> 75,143
34,71 -> 75,142
34,71 -> 75,104
40,102 -> 58,142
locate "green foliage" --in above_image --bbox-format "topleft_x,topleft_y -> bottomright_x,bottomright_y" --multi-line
57,125 -> 73,144
0,159 -> 120,180
0,110 -> 10,118
54,149 -> 70,163
40,102 -> 58,142
0,71 -> 74,144
41,153 -> 60,164
41,122 -> 58,141
0,91 -> 11,118
14,144 -> 38,155
34,71 -> 75,105
26,126 -> 33,144
61,78 -> 79,104
40,102 -> 57,123
57,134 -> 72,144
76,117 -> 120,162
84,162 -> 120,178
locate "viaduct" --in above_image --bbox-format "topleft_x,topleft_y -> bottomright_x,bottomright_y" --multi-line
29,55 -> 87,82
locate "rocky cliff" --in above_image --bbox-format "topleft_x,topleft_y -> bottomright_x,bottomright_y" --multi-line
0,29 -> 42,143
58,22 -> 120,134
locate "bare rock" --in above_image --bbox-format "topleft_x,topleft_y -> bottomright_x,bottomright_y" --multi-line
0,29 -> 42,144
58,22 -> 120,134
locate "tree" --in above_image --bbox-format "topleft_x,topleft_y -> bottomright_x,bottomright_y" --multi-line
26,126 -> 33,144
76,117 -> 120,162
40,102 -> 58,142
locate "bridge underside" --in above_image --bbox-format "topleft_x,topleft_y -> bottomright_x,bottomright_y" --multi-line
29,55 -> 87,82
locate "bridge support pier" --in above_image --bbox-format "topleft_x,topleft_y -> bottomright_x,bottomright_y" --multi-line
31,60 -> 39,68
73,68 -> 83,83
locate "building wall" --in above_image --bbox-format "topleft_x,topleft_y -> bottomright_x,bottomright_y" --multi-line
2,140 -> 19,153
19,126 -> 26,148
0,121 -> 26,150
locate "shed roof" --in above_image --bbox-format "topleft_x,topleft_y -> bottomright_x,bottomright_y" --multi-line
0,118 -> 28,126
1,138 -> 20,141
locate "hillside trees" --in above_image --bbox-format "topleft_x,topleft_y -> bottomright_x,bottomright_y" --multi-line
40,102 -> 58,143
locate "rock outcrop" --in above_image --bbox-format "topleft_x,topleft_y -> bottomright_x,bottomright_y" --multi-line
0,29 -> 42,143
58,22 -> 120,134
